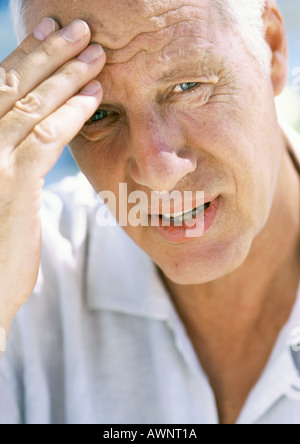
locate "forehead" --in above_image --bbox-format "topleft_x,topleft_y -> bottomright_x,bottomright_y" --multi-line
25,0 -> 225,65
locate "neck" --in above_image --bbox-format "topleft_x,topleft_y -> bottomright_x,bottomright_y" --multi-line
163,139 -> 300,338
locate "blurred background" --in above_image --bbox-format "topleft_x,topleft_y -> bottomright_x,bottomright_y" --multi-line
0,0 -> 300,186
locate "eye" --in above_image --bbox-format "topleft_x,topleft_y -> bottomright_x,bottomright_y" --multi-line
173,82 -> 199,93
89,109 -> 110,123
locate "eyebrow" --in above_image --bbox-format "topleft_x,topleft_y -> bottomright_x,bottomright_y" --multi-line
157,56 -> 221,84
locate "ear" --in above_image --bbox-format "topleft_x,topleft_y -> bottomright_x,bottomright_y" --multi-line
263,1 -> 288,96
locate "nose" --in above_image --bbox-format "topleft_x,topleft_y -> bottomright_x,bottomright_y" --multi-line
129,113 -> 197,192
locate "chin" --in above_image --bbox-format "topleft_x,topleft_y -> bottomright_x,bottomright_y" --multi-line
153,235 -> 254,286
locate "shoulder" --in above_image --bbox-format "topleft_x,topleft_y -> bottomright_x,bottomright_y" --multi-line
40,173 -> 97,246
42,173 -> 96,224
31,173 -> 98,300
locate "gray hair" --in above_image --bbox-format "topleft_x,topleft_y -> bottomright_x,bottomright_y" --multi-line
10,0 -> 270,72
221,0 -> 271,73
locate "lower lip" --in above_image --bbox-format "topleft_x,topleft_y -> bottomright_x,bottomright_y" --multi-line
150,196 -> 221,244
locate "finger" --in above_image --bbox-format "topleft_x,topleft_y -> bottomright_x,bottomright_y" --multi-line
0,18 -> 60,72
0,43 -> 105,152
0,19 -> 92,119
13,80 -> 103,178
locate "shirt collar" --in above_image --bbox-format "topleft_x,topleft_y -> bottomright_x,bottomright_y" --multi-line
236,285 -> 300,424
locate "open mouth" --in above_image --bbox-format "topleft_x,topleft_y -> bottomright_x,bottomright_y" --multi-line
150,196 -> 220,243
159,202 -> 211,225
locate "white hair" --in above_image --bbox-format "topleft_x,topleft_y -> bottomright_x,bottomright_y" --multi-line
221,0 -> 271,73
10,0 -> 270,72
10,0 -> 27,42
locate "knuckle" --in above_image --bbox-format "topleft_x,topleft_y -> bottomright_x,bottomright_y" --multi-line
61,60 -> 86,80
62,63 -> 77,79
0,68 -> 22,96
39,38 -> 58,58
33,120 -> 58,144
14,92 -> 44,116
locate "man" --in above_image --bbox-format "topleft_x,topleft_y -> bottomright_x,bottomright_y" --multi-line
0,0 -> 299,424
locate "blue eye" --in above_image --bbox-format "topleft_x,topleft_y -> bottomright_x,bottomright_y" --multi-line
174,82 -> 199,93
89,109 -> 109,122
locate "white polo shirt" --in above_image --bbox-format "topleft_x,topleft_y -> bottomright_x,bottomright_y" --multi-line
0,125 -> 299,425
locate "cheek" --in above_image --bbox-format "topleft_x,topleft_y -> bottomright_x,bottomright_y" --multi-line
181,85 -> 280,230
181,106 -> 256,200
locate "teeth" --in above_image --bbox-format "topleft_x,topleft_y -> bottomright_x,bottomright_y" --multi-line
161,203 -> 210,223
163,209 -> 192,219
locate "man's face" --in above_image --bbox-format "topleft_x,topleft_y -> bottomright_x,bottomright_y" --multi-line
26,0 -> 283,284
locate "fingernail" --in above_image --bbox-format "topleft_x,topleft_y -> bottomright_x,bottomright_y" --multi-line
80,81 -> 102,96
34,18 -> 56,41
78,44 -> 104,63
61,19 -> 89,43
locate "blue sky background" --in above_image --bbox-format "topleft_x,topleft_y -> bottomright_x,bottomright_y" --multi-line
0,0 -> 299,184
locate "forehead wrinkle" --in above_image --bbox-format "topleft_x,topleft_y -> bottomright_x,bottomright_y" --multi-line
85,0 -> 220,66
33,0 -> 222,66
158,35 -> 219,63
88,2 -> 213,46
86,3 -> 195,38
93,24 -> 183,66
93,17 -> 214,66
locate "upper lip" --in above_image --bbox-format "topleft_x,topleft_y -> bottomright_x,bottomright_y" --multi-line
146,194 -> 219,216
